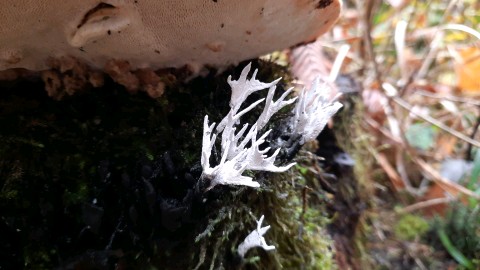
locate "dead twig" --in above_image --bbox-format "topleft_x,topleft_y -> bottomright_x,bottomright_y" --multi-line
364,116 -> 403,145
372,151 -> 405,191
415,90 -> 480,106
394,20 -> 409,84
413,157 -> 480,199
363,0 -> 382,85
380,85 -> 422,195
398,0 -> 459,96
366,94 -> 480,200
399,197 -> 457,213
329,44 -> 351,82
383,83 -> 480,148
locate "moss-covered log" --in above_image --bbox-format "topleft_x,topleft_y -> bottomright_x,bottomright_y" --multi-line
0,61 -> 335,269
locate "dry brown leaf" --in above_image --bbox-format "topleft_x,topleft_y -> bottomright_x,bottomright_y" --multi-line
435,134 -> 457,159
289,39 -> 332,88
421,183 -> 450,216
376,153 -> 405,191
362,88 -> 387,123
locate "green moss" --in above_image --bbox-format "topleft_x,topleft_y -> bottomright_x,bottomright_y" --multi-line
430,203 -> 480,267
183,169 -> 335,270
394,214 -> 430,241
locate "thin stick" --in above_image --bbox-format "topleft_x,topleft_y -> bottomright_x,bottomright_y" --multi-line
394,20 -> 409,83
329,44 -> 351,82
383,83 -> 480,148
363,0 -> 382,84
368,111 -> 480,199
365,116 -> 404,145
414,157 -> 480,199
415,90 -> 480,106
380,86 -> 419,194
417,21 -> 480,81
398,0 -> 458,96
416,33 -> 444,80
441,24 -> 480,41
399,197 -> 456,213
417,22 -> 480,80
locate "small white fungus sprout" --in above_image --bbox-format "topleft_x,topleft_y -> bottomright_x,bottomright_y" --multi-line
291,77 -> 343,144
237,215 -> 275,258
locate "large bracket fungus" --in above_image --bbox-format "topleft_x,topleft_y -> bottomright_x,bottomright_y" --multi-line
0,0 -> 340,73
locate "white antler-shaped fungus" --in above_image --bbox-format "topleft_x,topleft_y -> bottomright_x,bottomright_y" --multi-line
237,215 -> 275,258
201,63 -> 296,189
291,77 -> 343,144
201,64 -> 343,190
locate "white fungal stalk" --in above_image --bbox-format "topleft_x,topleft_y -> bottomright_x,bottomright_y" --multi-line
291,77 -> 343,144
237,215 -> 275,258
201,63 -> 296,189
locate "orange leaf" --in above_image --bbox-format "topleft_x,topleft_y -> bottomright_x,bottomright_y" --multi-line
421,183 -> 449,216
455,46 -> 480,93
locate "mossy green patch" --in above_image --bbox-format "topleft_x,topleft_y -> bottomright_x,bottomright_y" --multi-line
394,214 -> 429,241
430,203 -> 480,268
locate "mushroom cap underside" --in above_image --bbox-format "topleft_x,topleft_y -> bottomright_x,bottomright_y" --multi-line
0,0 -> 341,71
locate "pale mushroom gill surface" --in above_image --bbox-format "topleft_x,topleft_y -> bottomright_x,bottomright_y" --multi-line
0,0 -> 340,71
